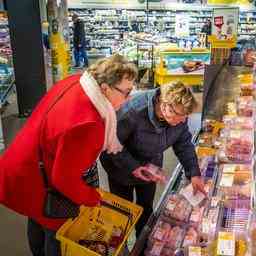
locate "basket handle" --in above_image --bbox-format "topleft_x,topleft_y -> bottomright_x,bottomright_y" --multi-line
100,200 -> 133,234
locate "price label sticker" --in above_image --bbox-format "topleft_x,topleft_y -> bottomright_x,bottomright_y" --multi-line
217,232 -> 235,256
230,130 -> 241,139
223,165 -> 236,174
166,201 -> 176,211
220,173 -> 234,187
189,246 -> 201,256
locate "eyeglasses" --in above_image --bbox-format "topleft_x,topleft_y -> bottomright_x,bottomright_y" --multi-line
165,103 -> 188,117
113,86 -> 132,99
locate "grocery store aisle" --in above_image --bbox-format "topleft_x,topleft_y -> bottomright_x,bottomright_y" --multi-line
0,91 -> 201,255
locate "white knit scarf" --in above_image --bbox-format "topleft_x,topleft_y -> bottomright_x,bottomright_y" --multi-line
80,71 -> 123,154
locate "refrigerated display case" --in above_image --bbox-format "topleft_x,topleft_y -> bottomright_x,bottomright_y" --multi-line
130,65 -> 254,256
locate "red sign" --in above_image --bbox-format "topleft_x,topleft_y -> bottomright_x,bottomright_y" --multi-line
214,16 -> 224,29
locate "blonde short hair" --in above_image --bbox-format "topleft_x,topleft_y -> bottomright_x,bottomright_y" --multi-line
160,81 -> 197,114
87,54 -> 138,87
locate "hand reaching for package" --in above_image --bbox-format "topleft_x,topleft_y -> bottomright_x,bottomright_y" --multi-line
132,164 -> 167,183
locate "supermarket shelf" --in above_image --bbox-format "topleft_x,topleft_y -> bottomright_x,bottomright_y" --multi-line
0,79 -> 15,107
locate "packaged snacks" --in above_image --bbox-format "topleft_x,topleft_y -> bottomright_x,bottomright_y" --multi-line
163,194 -> 192,222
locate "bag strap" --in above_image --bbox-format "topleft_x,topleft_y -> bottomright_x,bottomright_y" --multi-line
38,79 -> 80,189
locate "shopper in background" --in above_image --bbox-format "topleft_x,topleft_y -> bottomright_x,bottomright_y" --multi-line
201,19 -> 212,35
72,13 -> 88,68
100,81 -> 206,237
0,54 -> 137,256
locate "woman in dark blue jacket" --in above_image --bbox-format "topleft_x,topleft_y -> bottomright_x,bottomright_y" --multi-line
100,82 -> 205,237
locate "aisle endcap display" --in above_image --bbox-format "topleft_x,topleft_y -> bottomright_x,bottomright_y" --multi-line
155,48 -> 211,86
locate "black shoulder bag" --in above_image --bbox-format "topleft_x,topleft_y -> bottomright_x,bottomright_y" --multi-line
38,81 -> 80,219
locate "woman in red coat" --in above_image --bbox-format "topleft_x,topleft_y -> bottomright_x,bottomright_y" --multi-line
0,54 -> 137,256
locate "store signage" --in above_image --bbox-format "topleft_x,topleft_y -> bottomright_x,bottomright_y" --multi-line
209,7 -> 239,49
175,13 -> 190,38
207,0 -> 254,7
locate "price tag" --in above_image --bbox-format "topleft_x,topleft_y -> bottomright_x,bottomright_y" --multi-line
166,201 -> 176,211
211,197 -> 221,207
202,218 -> 210,234
217,232 -> 235,256
223,165 -> 236,174
189,246 -> 201,256
230,130 -> 241,139
220,173 -> 234,187
180,184 -> 205,207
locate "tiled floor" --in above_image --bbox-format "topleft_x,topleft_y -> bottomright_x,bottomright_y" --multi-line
0,89 -> 202,255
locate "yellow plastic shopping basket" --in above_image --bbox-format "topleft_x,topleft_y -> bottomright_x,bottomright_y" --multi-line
56,189 -> 143,256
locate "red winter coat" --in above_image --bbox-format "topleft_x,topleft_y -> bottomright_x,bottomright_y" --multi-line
0,74 -> 105,231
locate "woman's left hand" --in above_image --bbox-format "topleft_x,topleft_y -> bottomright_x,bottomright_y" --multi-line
191,176 -> 207,196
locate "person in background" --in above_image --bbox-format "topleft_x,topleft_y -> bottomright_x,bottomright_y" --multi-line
201,19 -> 212,35
72,13 -> 88,68
100,81 -> 206,237
0,54 -> 137,256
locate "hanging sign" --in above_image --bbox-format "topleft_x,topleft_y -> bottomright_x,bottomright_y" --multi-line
208,8 -> 239,49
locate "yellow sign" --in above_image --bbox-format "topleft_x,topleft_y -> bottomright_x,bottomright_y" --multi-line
208,35 -> 237,49
208,0 -> 253,6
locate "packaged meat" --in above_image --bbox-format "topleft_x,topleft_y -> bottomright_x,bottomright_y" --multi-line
180,184 -> 206,208
143,164 -> 168,184
148,220 -> 184,248
146,220 -> 184,255
199,206 -> 220,244
202,119 -> 216,133
240,83 -> 254,96
223,198 -> 251,210
190,206 -> 205,227
198,133 -> 217,148
218,130 -> 254,163
218,170 -> 252,199
222,115 -> 254,130
183,227 -> 199,247
163,194 -> 192,223
225,102 -> 237,116
145,241 -> 165,256
237,96 -> 254,117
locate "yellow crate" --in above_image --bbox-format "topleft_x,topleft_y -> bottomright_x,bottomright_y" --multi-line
56,189 -> 143,256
